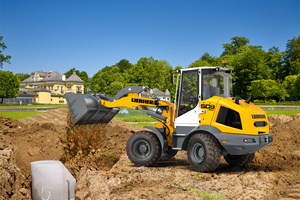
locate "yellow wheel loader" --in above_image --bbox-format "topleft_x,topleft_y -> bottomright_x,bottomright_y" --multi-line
64,66 -> 273,172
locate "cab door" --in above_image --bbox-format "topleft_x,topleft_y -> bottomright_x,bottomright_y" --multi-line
175,70 -> 200,127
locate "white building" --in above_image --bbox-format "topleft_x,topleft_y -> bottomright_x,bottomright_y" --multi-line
140,88 -> 171,102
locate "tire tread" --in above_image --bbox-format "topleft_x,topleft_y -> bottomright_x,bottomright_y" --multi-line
126,130 -> 161,167
187,133 -> 222,172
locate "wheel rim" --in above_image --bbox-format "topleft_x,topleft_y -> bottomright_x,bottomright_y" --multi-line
192,143 -> 205,163
133,139 -> 151,158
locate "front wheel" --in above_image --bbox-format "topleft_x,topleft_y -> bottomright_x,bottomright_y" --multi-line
187,133 -> 221,172
126,131 -> 161,167
224,153 -> 255,167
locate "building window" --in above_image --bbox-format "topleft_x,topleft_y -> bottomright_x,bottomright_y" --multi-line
76,86 -> 82,93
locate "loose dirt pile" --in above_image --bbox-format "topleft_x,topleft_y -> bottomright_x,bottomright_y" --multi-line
62,112 -> 144,177
0,109 -> 68,200
0,109 -> 300,199
0,117 -> 30,199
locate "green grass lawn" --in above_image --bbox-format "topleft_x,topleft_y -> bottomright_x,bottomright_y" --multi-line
0,111 -> 44,120
265,110 -> 300,115
115,108 -> 156,122
0,104 -> 68,108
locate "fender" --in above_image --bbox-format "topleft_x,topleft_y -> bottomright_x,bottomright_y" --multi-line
144,126 -> 168,152
181,125 -> 221,150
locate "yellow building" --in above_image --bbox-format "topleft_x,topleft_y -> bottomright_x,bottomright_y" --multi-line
19,70 -> 84,104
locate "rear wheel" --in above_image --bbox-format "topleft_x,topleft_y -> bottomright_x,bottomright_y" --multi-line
126,131 -> 161,167
159,148 -> 178,161
224,153 -> 255,167
187,133 -> 221,172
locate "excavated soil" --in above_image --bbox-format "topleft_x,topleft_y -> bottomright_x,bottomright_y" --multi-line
0,108 -> 300,199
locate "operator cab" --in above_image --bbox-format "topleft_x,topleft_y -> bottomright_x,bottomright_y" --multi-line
174,67 -> 233,126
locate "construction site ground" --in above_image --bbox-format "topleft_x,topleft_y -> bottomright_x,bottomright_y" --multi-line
0,108 -> 300,199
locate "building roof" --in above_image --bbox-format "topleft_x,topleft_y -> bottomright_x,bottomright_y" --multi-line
41,71 -> 63,82
51,93 -> 64,97
21,76 -> 34,83
152,88 -> 165,96
66,71 -> 84,83
21,70 -> 84,84
34,71 -> 47,78
165,89 -> 170,96
18,90 -> 37,96
22,71 -> 47,83
140,88 -> 171,97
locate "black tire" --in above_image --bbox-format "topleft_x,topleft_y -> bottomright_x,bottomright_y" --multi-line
187,133 -> 221,172
224,153 -> 255,167
126,130 -> 161,167
159,148 -> 178,161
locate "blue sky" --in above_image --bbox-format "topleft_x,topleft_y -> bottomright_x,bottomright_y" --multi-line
1,0 -> 300,77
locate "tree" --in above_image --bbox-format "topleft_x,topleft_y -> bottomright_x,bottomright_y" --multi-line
267,46 -> 285,80
127,57 -> 174,92
107,81 -> 124,96
231,45 -> 271,98
189,52 -> 221,68
282,75 -> 298,98
91,66 -> 125,95
283,36 -> 300,77
250,80 -> 286,102
0,71 -> 20,103
221,36 -> 250,57
175,66 -> 183,70
15,73 -> 30,82
115,59 -> 133,73
90,59 -> 135,96
0,35 -> 11,68
293,74 -> 300,99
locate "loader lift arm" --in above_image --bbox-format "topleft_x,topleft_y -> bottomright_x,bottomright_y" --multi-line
64,86 -> 176,134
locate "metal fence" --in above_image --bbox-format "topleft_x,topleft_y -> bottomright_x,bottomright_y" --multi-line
1,97 -> 36,104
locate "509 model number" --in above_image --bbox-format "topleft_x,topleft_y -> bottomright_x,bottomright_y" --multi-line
201,104 -> 215,111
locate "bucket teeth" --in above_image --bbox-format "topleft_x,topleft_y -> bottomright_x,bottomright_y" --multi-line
64,93 -> 119,127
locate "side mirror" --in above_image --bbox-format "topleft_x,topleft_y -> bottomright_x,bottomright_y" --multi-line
170,73 -> 175,85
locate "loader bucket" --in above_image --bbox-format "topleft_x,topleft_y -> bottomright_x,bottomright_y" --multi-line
64,93 -> 119,127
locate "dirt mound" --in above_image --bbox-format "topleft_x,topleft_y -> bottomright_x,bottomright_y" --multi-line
0,115 -> 26,135
0,136 -> 30,199
62,112 -> 144,177
255,114 -> 300,170
75,154 -> 195,200
0,109 -> 68,198
19,108 -> 68,132
251,114 -> 300,198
